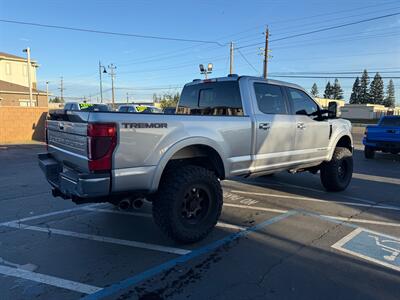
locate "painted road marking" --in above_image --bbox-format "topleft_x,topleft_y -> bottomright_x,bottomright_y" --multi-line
332,228 -> 400,272
225,179 -> 381,206
81,211 -> 298,300
3,222 -> 190,255
0,204 -> 102,227
0,265 -> 102,294
82,207 -> 246,231
229,190 -> 400,212
224,203 -> 400,228
353,172 -> 400,186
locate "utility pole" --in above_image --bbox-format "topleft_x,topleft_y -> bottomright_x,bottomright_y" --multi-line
108,64 -> 116,109
98,61 -> 106,103
126,92 -> 129,103
59,76 -> 64,102
45,81 -> 49,103
263,27 -> 269,79
229,42 -> 234,75
23,47 -> 33,106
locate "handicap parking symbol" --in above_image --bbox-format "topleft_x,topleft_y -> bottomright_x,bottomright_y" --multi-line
332,228 -> 400,272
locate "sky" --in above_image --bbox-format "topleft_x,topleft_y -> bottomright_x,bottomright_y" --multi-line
0,0 -> 399,104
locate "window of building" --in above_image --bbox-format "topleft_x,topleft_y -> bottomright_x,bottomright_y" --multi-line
5,63 -> 12,75
19,99 -> 37,107
254,83 -> 287,114
177,81 -> 243,116
287,88 -> 319,117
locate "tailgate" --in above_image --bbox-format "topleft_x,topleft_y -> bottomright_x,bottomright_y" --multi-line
367,126 -> 400,142
47,111 -> 90,172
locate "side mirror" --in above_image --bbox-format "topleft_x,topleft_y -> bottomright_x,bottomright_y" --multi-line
328,101 -> 337,118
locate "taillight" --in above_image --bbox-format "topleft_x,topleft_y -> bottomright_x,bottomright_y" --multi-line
364,128 -> 368,136
87,123 -> 117,172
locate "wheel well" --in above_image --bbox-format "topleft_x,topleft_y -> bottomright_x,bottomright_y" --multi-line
336,135 -> 352,152
163,145 -> 225,180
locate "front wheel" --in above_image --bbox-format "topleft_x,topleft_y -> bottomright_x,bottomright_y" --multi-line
320,147 -> 353,192
152,165 -> 223,243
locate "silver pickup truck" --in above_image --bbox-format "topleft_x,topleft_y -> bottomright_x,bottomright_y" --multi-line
39,75 -> 353,243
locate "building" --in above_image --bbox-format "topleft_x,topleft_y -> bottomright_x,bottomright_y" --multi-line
340,104 -> 400,120
0,52 -> 47,107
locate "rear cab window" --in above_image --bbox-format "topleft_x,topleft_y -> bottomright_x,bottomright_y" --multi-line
254,83 -> 288,114
177,81 -> 243,116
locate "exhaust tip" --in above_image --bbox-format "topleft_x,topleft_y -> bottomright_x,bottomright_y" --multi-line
118,199 -> 131,210
132,199 -> 144,210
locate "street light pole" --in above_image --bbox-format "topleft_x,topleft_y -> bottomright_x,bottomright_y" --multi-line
99,61 -> 105,103
108,64 -> 116,110
45,81 -> 49,103
23,47 -> 33,107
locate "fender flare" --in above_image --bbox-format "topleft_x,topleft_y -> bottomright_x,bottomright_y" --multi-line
327,131 -> 353,160
149,137 -> 227,192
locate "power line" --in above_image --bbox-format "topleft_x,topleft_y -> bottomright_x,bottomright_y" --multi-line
0,19 -> 225,46
237,49 -> 259,74
237,12 -> 400,49
269,75 -> 400,79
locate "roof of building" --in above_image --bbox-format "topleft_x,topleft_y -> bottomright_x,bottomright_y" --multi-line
0,52 -> 26,60
0,80 -> 46,94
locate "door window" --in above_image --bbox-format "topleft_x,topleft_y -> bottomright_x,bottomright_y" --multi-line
254,83 -> 287,114
287,88 -> 319,118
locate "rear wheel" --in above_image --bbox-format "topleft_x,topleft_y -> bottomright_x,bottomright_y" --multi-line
320,147 -> 353,192
364,146 -> 375,159
152,165 -> 223,243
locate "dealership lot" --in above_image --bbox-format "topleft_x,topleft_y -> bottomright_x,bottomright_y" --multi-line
0,143 -> 399,300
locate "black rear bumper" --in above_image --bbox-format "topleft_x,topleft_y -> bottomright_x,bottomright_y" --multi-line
38,153 -> 111,201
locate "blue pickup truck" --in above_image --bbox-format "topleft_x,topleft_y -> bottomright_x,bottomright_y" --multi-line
363,116 -> 400,159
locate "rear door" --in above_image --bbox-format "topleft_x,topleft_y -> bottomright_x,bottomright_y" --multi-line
252,81 -> 297,172
285,87 -> 330,162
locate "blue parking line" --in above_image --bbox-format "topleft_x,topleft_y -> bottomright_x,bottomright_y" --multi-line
82,210 -> 297,300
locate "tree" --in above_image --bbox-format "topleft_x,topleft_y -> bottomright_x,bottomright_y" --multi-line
49,96 -> 64,103
359,69 -> 370,104
383,79 -> 396,108
310,83 -> 319,97
323,81 -> 333,99
331,78 -> 344,100
350,77 -> 361,104
369,73 -> 385,105
153,92 -> 181,109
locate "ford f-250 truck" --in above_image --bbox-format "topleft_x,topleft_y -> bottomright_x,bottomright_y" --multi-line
39,75 -> 353,243
363,115 -> 400,158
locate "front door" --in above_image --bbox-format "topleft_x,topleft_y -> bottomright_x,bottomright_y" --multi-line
286,87 -> 330,163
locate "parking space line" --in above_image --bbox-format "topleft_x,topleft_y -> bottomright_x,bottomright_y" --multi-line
230,190 -> 400,212
3,222 -> 191,255
0,265 -> 102,294
224,203 -> 400,228
0,204 -> 102,227
226,179 -> 379,205
82,207 -> 247,231
81,210 -> 298,300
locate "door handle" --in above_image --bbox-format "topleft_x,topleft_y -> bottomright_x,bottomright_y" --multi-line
259,123 -> 270,130
297,122 -> 306,129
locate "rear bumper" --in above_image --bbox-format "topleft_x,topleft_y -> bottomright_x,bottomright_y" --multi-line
363,138 -> 400,151
38,153 -> 111,200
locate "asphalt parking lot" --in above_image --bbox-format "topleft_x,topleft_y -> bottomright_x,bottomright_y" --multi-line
0,137 -> 399,300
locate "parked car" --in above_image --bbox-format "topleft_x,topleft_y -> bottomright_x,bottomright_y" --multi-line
63,102 -> 110,111
363,115 -> 400,158
118,104 -> 162,113
163,107 -> 176,114
39,75 -> 353,243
